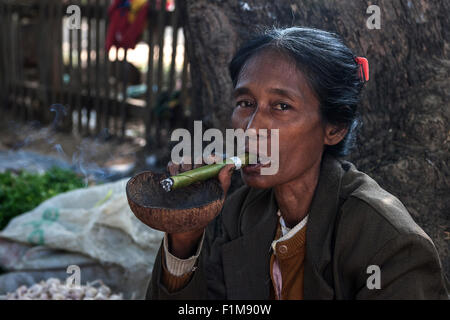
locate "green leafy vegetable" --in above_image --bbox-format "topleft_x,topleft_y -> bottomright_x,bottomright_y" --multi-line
0,167 -> 85,230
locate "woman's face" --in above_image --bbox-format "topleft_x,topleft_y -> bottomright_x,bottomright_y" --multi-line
231,49 -> 332,189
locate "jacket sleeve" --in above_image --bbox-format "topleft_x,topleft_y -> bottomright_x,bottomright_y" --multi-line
160,247 -> 196,293
145,202 -> 234,300
145,240 -> 208,299
356,233 -> 449,299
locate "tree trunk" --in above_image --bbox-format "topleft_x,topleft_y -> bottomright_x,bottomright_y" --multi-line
178,0 -> 449,278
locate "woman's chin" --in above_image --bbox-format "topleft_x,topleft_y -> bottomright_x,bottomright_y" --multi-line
241,170 -> 275,189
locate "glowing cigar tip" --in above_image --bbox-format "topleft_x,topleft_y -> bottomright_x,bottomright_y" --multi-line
161,178 -> 174,192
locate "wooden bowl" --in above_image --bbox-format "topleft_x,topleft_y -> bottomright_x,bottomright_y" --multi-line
126,171 -> 225,233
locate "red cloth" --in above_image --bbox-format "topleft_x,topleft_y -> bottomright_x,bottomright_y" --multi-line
105,0 -> 150,52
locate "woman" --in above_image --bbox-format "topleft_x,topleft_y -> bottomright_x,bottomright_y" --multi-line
147,27 -> 448,299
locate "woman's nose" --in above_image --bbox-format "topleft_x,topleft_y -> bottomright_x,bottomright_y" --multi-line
245,105 -> 268,132
244,106 -> 270,154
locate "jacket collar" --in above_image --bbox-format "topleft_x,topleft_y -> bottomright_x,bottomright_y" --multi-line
303,155 -> 345,299
221,187 -> 279,299
221,155 -> 345,299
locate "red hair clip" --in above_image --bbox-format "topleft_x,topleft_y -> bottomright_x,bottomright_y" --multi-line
355,57 -> 369,82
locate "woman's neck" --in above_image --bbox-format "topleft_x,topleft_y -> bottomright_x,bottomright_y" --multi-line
273,160 -> 321,228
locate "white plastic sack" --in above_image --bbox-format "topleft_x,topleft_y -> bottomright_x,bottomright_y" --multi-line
0,238 -> 128,299
0,178 -> 164,299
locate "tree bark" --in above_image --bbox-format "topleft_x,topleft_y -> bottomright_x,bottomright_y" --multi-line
179,0 -> 449,278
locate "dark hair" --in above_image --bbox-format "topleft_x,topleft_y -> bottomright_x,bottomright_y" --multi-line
229,27 -> 365,157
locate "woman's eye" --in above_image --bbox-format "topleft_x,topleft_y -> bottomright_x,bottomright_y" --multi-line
236,100 -> 255,108
273,103 -> 291,111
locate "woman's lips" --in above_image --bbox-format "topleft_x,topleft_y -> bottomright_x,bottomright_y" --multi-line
242,156 -> 271,175
242,163 -> 263,175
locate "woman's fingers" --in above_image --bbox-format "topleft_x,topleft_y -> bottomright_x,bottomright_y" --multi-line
204,153 -> 222,165
167,161 -> 180,175
193,162 -> 203,169
167,156 -> 193,175
181,161 -> 193,172
184,154 -> 222,170
218,163 -> 235,196
168,154 -> 225,175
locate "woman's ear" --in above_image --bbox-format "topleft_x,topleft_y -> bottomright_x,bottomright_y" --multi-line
324,123 -> 348,146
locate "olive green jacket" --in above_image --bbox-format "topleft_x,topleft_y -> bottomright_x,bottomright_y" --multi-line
146,155 -> 449,299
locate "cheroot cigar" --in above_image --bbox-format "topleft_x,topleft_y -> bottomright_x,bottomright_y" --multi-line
160,154 -> 249,192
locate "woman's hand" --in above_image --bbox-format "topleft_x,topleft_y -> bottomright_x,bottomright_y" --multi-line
167,154 -> 235,196
166,155 -> 235,259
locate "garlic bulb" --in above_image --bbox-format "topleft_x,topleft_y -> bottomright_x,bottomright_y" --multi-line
6,278 -> 123,300
94,293 -> 106,300
84,287 -> 98,298
98,285 -> 111,296
52,293 -> 66,300
28,283 -> 44,298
